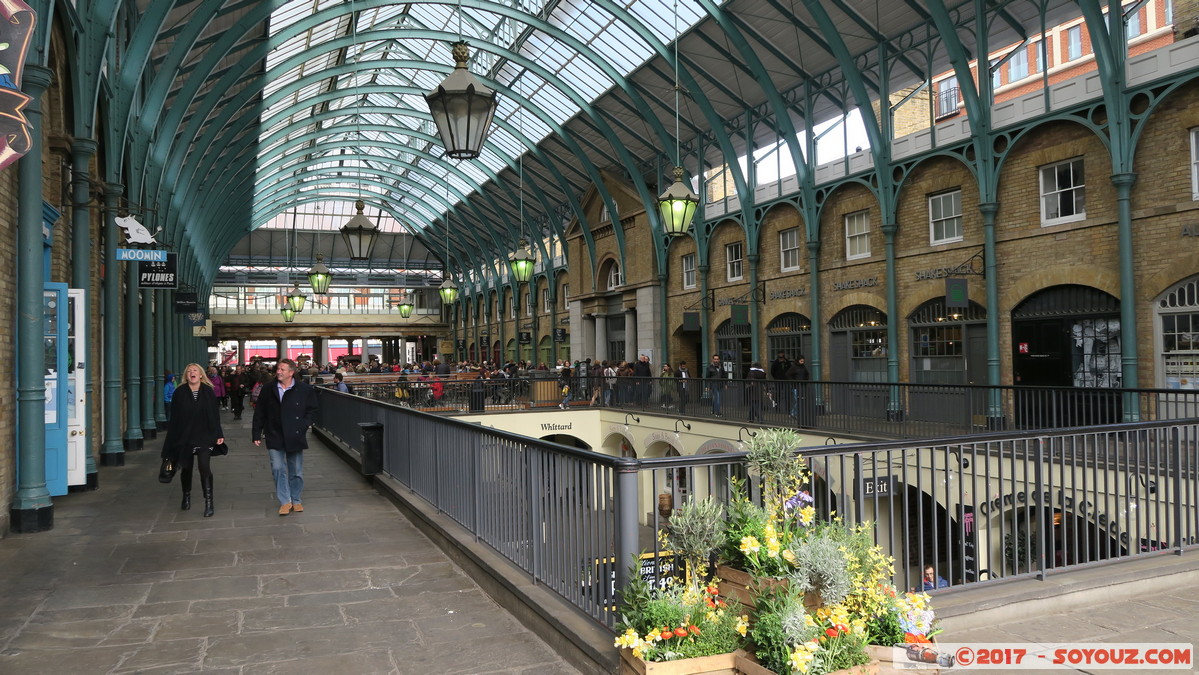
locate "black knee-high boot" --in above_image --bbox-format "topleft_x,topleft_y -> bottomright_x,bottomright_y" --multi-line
202,475 -> 214,517
180,468 -> 193,510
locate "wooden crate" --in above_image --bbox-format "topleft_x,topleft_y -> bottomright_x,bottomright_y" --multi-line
618,648 -> 739,675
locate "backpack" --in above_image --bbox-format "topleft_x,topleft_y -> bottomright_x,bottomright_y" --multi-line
604,367 -> 617,386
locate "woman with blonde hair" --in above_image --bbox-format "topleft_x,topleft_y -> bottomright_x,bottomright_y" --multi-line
162,363 -> 225,517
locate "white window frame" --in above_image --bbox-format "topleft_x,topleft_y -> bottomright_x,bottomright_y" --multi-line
1039,157 -> 1086,226
682,253 -> 697,289
1067,25 -> 1082,61
509,296 -> 516,319
562,283 -> 569,308
929,190 -> 963,245
1009,47 -> 1028,81
1191,128 -> 1199,201
542,287 -> 551,312
607,264 -> 622,290
726,242 -> 744,281
525,289 -> 533,317
845,210 -> 871,260
990,58 -> 1001,90
779,228 -> 801,272
1127,7 -> 1142,38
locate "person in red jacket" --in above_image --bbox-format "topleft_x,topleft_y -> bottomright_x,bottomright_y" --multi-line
252,359 -> 320,516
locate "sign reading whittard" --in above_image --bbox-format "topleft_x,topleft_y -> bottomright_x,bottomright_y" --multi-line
832,277 -> 879,291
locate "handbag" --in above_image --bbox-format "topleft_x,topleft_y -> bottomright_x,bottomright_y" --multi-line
211,442 -> 229,457
158,457 -> 177,483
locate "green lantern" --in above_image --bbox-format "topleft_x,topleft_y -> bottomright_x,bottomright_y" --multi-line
657,166 -> 699,237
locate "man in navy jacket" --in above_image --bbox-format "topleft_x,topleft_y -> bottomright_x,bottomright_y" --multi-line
253,358 -> 320,516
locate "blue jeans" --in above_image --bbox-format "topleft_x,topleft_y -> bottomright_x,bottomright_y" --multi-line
268,448 -> 304,506
711,387 -> 723,415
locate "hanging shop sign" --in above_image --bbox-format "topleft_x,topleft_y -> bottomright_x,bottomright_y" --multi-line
681,312 -> 700,332
174,292 -> 198,313
457,339 -> 467,351
0,2 -> 35,172
946,277 -> 969,309
185,312 -> 207,327
553,328 -> 567,342
519,331 -> 531,345
915,263 -> 974,281
138,252 -> 177,289
115,248 -> 167,262
115,215 -> 162,246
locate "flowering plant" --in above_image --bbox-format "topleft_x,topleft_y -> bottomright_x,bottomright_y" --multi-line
750,586 -> 871,675
721,428 -> 815,577
615,573 -> 749,662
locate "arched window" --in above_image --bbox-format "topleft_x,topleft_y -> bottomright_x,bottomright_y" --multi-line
607,263 -> 622,290
829,305 -> 887,382
1156,276 -> 1199,390
767,313 -> 812,362
908,298 -> 987,385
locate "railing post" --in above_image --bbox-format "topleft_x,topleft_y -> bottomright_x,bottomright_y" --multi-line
614,457 -> 641,599
528,444 -> 542,582
853,452 -> 864,524
1034,437 -> 1047,580
1173,426 -> 1184,556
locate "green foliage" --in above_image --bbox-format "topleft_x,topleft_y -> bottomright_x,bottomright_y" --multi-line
865,609 -> 906,648
665,497 -> 725,574
744,428 -> 806,511
787,524 -> 852,606
615,574 -> 748,662
750,586 -> 815,674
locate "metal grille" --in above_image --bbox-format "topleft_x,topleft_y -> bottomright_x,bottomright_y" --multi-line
908,299 -> 986,325
829,305 -> 886,329
1012,285 -> 1119,318
1160,277 -> 1199,309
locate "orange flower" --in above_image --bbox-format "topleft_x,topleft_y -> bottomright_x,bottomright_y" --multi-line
905,632 -> 931,644
661,629 -> 674,640
707,585 -> 720,595
674,626 -> 689,638
689,624 -> 702,636
826,627 -> 840,638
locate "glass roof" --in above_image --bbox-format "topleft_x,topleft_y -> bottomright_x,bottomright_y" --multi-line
257,0 -> 705,233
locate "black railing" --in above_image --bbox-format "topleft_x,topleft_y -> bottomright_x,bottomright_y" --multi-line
337,374 -> 1199,439
315,387 -> 1199,630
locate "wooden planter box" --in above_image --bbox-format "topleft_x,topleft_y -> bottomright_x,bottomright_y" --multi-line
618,648 -> 738,675
716,565 -> 819,612
734,650 -> 879,675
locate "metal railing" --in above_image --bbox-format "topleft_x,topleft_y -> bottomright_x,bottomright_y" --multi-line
340,374 -> 1199,438
315,387 -> 1199,630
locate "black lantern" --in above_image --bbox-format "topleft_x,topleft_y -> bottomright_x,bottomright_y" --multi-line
509,240 -> 535,284
340,199 -> 378,260
287,285 -> 307,312
424,42 -> 498,160
658,166 -> 699,237
306,254 -> 331,295
438,279 -> 459,304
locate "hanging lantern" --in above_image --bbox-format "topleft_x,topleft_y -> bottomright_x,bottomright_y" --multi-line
509,240 -> 535,284
307,254 -> 332,295
424,42 -> 498,160
340,199 -> 379,260
280,305 -> 296,323
438,278 -> 459,304
287,285 -> 307,313
397,300 -> 414,318
658,166 -> 699,237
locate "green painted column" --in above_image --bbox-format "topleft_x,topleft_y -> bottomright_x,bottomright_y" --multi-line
101,184 -> 126,465
747,254 -> 761,362
882,225 -> 902,419
155,291 -> 168,427
141,289 -> 158,438
698,264 -> 712,363
805,241 -> 823,381
658,273 -> 669,366
1112,173 -> 1141,421
979,202 -> 1004,427
12,65 -> 54,532
70,138 -> 99,489
124,261 -> 144,451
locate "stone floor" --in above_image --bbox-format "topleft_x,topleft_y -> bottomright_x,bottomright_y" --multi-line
0,413 -> 580,675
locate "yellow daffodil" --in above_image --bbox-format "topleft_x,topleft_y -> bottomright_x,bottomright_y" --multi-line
735,615 -> 750,637
740,535 -> 761,554
782,548 -> 797,565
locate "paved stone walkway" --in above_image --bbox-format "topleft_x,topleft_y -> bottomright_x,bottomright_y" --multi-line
0,414 -> 581,674
940,572 -> 1199,674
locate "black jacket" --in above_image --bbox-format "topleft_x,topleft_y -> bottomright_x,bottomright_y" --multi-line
703,362 -> 726,388
162,385 -> 224,462
252,379 -> 320,453
786,362 -> 810,381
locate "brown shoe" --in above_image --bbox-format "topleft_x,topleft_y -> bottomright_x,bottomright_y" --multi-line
292,503 -> 303,513
278,503 -> 292,516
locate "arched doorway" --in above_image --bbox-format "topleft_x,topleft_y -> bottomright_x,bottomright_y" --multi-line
907,298 -> 987,424
538,335 -> 552,367
766,312 -> 812,362
1011,285 -> 1121,427
827,305 -> 888,417
715,319 -> 752,378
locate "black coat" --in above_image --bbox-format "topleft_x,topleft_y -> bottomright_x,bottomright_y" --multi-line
162,385 -> 224,462
252,379 -> 320,453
